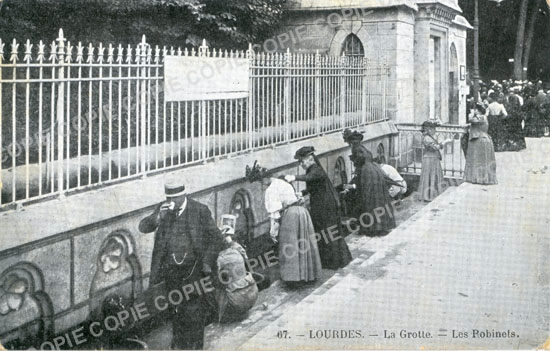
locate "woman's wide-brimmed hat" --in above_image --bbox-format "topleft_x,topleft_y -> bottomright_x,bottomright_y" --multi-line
294,146 -> 315,160
421,120 -> 438,131
342,129 -> 364,144
474,102 -> 486,114
245,160 -> 271,183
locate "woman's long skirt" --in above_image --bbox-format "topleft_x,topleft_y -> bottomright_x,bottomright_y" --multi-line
278,205 -> 323,282
525,111 -> 545,137
487,115 -> 508,151
464,137 -> 497,185
418,156 -> 444,202
504,115 -> 526,151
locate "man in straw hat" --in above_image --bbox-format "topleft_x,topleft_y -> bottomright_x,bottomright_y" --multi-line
284,146 -> 352,269
139,181 -> 226,349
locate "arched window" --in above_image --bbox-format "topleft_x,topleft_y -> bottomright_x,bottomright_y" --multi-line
376,143 -> 386,164
333,157 -> 348,187
342,34 -> 365,57
229,189 -> 255,247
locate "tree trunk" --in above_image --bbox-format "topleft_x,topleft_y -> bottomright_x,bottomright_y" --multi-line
522,0 -> 542,80
513,0 -> 529,80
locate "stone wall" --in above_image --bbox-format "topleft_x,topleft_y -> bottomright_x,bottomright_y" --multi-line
0,122 -> 396,347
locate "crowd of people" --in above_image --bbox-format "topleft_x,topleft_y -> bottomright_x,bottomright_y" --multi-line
468,79 -> 550,152
417,79 -> 549,200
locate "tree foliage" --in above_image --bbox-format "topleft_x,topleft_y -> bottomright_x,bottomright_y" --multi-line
459,0 -> 550,80
0,0 -> 289,50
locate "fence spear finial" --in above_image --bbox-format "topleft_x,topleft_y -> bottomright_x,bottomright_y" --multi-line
10,38 -> 19,62
86,42 -> 94,64
24,39 -> 33,63
75,42 -> 83,63
116,43 -> 123,64
65,41 -> 73,63
107,43 -> 114,64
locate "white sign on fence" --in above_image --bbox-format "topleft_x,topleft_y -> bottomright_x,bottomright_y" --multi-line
164,55 -> 249,101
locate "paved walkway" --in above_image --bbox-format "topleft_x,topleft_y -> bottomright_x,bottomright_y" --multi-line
236,138 -> 550,350
144,138 -> 549,350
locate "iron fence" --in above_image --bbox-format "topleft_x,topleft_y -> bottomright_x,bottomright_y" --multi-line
0,29 -> 389,209
395,123 -> 468,179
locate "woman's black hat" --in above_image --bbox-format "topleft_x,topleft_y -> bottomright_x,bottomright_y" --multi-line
294,146 -> 315,160
421,120 -> 437,131
342,129 -> 364,143
245,161 -> 271,182
475,102 -> 486,115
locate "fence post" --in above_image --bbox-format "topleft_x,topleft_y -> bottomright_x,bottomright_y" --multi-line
139,35 -> 148,176
339,53 -> 346,129
315,50 -> 321,135
247,43 -> 254,151
361,58 -> 368,125
384,64 -> 389,120
284,48 -> 291,143
199,40 -> 208,160
56,29 -> 65,197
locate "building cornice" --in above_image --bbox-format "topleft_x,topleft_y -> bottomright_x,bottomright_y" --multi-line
289,0 -> 418,12
416,2 -> 461,26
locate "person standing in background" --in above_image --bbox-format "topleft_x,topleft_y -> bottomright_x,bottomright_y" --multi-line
486,92 -> 509,151
418,121 -> 449,202
503,92 -> 526,151
464,103 -> 498,185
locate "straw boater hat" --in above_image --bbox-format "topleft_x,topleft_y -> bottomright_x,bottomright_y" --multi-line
164,182 -> 186,198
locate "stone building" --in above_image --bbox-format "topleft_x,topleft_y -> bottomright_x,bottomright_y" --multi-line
272,0 -> 472,125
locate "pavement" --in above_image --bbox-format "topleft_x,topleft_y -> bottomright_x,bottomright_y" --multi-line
146,138 -> 550,350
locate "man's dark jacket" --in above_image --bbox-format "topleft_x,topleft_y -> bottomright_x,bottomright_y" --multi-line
139,199 -> 224,285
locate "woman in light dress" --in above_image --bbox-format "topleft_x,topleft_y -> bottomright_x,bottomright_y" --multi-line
246,161 -> 322,286
464,103 -> 497,185
418,121 -> 452,202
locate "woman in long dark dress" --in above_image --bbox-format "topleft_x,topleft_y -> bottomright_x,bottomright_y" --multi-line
348,145 -> 396,236
523,90 -> 544,137
464,103 -> 497,185
503,94 -> 526,151
486,92 -> 509,152
285,146 -> 352,270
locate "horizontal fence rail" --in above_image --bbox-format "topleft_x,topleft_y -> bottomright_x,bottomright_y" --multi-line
395,123 -> 468,179
0,29 -> 389,210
